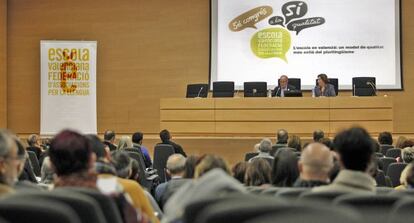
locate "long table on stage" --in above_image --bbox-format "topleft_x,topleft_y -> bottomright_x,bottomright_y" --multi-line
160,97 -> 393,136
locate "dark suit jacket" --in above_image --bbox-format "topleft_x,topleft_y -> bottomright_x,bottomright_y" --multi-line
272,84 -> 297,97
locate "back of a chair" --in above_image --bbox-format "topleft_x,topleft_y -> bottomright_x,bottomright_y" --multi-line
260,187 -> 281,195
376,187 -> 393,195
212,81 -> 234,97
7,191 -> 107,223
386,148 -> 401,158
333,194 -> 399,221
246,186 -> 265,194
387,163 -> 408,187
299,191 -> 348,203
380,144 -> 394,155
153,144 -> 175,183
56,187 -> 123,223
375,169 -> 388,187
352,77 -> 376,96
186,84 -> 209,98
27,151 -> 41,176
0,196 -> 81,223
275,188 -> 310,200
244,152 -> 258,161
389,198 -> 414,223
378,157 -> 396,173
243,82 -> 267,97
125,151 -> 152,189
282,78 -> 301,90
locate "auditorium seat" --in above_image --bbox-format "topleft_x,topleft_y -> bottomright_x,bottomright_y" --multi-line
0,198 -> 80,223
275,188 -> 310,200
27,150 -> 41,176
246,186 -> 265,194
378,157 -> 396,174
385,148 -> 401,158
380,145 -> 395,156
387,163 -> 407,187
260,187 -> 281,195
126,151 -> 159,191
375,187 -> 393,195
55,187 -> 123,223
389,198 -> 414,223
299,191 -> 348,203
153,144 -> 175,183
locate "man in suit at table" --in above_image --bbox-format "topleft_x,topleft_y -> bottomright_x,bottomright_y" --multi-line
272,75 -> 297,97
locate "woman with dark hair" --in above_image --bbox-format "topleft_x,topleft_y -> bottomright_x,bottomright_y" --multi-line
271,148 -> 299,187
245,159 -> 272,187
232,161 -> 248,184
313,73 -> 336,97
183,155 -> 198,179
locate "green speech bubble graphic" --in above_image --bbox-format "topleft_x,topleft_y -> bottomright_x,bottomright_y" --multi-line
250,28 -> 291,62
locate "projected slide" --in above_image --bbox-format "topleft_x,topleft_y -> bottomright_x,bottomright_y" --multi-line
211,0 -> 401,90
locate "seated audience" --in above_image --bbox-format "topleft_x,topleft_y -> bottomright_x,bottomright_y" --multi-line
313,129 -> 325,142
271,148 -> 299,187
183,155 -> 198,178
313,73 -> 336,97
288,135 -> 302,152
294,143 -> 333,188
14,138 -> 38,186
401,140 -> 414,149
118,136 -> 133,150
313,127 -> 376,194
103,130 -> 117,151
232,161 -> 248,184
402,147 -> 414,163
129,159 -> 140,182
26,134 -> 43,159
132,132 -> 152,168
271,129 -> 289,155
253,143 -> 260,152
155,154 -> 190,209
0,130 -> 23,196
320,137 -> 334,150
245,159 -> 272,187
158,129 -> 187,157
249,138 -> 274,163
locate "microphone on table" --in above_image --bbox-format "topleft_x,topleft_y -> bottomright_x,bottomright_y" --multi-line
353,84 -> 356,96
195,87 -> 204,98
366,81 -> 377,96
253,88 -> 257,96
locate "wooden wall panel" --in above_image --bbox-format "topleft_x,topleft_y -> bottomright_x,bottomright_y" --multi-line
5,0 -> 414,136
0,0 -> 6,128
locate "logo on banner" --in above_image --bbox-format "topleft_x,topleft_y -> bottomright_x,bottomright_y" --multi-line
47,48 -> 91,96
228,1 -> 325,62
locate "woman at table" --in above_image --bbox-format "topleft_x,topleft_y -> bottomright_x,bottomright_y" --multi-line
313,73 -> 336,97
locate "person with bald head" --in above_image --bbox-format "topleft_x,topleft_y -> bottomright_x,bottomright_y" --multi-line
155,154 -> 190,208
293,143 -> 334,188
272,75 -> 297,97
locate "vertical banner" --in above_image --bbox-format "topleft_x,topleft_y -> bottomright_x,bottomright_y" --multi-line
40,41 -> 97,135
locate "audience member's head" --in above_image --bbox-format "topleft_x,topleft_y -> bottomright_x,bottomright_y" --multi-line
333,127 -> 375,172
272,148 -> 299,187
111,151 -> 132,179
402,147 -> 414,163
253,143 -> 261,152
166,154 -> 186,177
85,134 -> 108,161
129,159 -> 140,182
405,163 -> 414,188
117,136 -> 133,150
395,136 -> 408,149
245,159 -> 272,186
104,130 -> 116,143
195,155 -> 230,178
49,130 -> 94,177
288,135 -> 302,151
183,155 -> 198,179
313,129 -> 325,142
378,131 -> 393,145
132,132 -> 143,145
320,138 -> 334,150
27,134 -> 40,147
298,143 -> 333,183
276,129 -> 289,144
160,129 -> 171,143
232,161 -> 248,184
258,138 -> 272,153
401,140 -> 414,149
